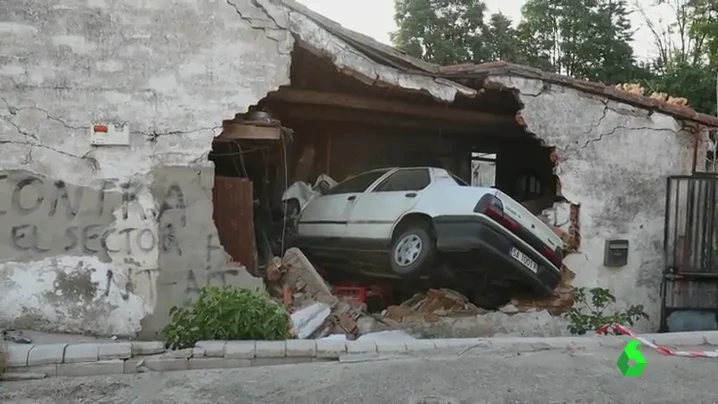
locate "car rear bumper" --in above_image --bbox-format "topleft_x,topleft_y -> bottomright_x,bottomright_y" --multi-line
432,214 -> 561,295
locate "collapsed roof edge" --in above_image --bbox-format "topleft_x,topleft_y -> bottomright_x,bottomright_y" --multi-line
277,1 -> 718,127
283,2 -> 476,103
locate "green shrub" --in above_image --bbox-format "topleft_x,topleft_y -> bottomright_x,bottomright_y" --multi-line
565,287 -> 649,335
162,286 -> 292,350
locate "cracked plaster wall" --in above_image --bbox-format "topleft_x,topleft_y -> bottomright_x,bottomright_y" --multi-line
0,0 -> 289,336
491,75 -> 702,332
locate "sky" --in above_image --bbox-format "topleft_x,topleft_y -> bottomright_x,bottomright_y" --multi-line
296,0 -> 676,61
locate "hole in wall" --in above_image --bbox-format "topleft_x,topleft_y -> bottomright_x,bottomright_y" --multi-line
203,42 -> 569,313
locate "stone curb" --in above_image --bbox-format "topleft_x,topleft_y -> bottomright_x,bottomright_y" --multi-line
2,331 -> 717,379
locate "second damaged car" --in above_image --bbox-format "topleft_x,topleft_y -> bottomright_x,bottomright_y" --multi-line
283,167 -> 563,308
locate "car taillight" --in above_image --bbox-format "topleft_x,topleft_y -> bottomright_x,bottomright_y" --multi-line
542,245 -> 563,268
474,194 -> 520,233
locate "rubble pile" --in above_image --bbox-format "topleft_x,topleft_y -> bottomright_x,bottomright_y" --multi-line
513,266 -> 576,315
265,248 -> 576,340
383,288 -> 481,323
266,247 -> 367,340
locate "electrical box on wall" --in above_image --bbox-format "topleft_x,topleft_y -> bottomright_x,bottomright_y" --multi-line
604,239 -> 629,267
90,123 -> 130,146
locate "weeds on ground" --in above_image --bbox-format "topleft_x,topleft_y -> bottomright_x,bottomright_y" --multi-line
565,287 -> 649,335
162,286 -> 292,350
0,343 -> 7,378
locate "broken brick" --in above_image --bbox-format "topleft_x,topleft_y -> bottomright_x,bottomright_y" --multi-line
566,204 -> 581,253
515,112 -> 526,127
281,248 -> 337,306
421,296 -> 444,313
268,284 -> 284,299
423,312 -> 440,322
338,314 -> 358,336
267,257 -> 282,282
440,288 -> 468,305
401,293 -> 425,308
282,285 -> 293,307
386,305 -> 412,321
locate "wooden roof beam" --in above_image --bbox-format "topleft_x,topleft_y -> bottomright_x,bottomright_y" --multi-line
269,105 -> 530,137
265,87 -> 517,126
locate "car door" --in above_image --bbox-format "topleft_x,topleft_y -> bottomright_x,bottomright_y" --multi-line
345,168 -> 432,242
297,169 -> 391,239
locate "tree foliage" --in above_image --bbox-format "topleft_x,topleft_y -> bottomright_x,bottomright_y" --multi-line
392,0 -> 489,64
483,13 -> 521,62
516,0 -> 637,84
639,0 -> 718,115
391,0 -> 718,115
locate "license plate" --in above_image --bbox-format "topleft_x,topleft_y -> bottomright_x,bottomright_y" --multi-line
510,247 -> 538,273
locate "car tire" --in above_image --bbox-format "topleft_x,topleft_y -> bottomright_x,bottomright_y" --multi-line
470,286 -> 512,310
389,224 -> 436,277
283,198 -> 300,219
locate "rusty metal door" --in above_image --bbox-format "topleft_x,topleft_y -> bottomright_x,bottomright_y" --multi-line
212,176 -> 257,274
662,174 -> 718,331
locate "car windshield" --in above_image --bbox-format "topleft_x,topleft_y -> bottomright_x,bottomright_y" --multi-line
325,169 -> 391,195
450,173 -> 469,186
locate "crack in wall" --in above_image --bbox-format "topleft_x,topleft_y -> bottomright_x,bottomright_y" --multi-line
140,126 -> 221,142
577,101 -> 609,139
1,97 -> 89,132
0,139 -> 83,160
3,94 -> 222,151
252,0 -> 285,28
0,115 -> 37,142
514,82 -> 551,99
580,126 -> 680,150
1,97 -> 94,163
225,0 -> 277,31
225,0 -> 290,55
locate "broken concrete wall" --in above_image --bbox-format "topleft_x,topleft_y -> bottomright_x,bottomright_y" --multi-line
0,0 -> 289,336
488,75 -> 703,331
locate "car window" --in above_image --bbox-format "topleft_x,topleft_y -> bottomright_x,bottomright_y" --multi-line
373,169 -> 431,192
324,169 -> 390,195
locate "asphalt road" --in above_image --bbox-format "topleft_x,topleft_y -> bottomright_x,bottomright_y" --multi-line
1,345 -> 717,404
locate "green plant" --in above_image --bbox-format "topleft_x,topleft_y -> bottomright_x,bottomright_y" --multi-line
564,287 -> 649,335
162,286 -> 292,350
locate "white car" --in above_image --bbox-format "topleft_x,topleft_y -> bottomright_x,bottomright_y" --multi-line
287,167 -> 564,307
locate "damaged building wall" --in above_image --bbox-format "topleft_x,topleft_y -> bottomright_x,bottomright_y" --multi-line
489,75 -> 702,331
0,0 -> 290,336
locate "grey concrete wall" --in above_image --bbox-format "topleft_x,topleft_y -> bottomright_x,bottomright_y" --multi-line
0,0 -> 286,336
490,75 -> 703,331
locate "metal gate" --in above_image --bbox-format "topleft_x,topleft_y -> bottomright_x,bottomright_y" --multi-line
661,174 -> 718,331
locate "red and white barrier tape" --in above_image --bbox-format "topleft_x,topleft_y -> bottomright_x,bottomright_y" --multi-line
596,324 -> 718,358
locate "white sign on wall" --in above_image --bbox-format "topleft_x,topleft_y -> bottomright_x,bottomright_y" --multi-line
90,123 -> 130,146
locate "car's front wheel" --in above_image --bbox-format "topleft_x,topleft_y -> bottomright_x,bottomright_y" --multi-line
389,225 -> 436,277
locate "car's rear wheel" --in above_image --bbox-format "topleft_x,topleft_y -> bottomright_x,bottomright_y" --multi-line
389,224 -> 436,277
470,285 -> 512,310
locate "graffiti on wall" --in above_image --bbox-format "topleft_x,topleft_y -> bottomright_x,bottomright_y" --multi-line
1,173 -> 186,257
183,234 -> 244,295
0,171 -> 252,303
